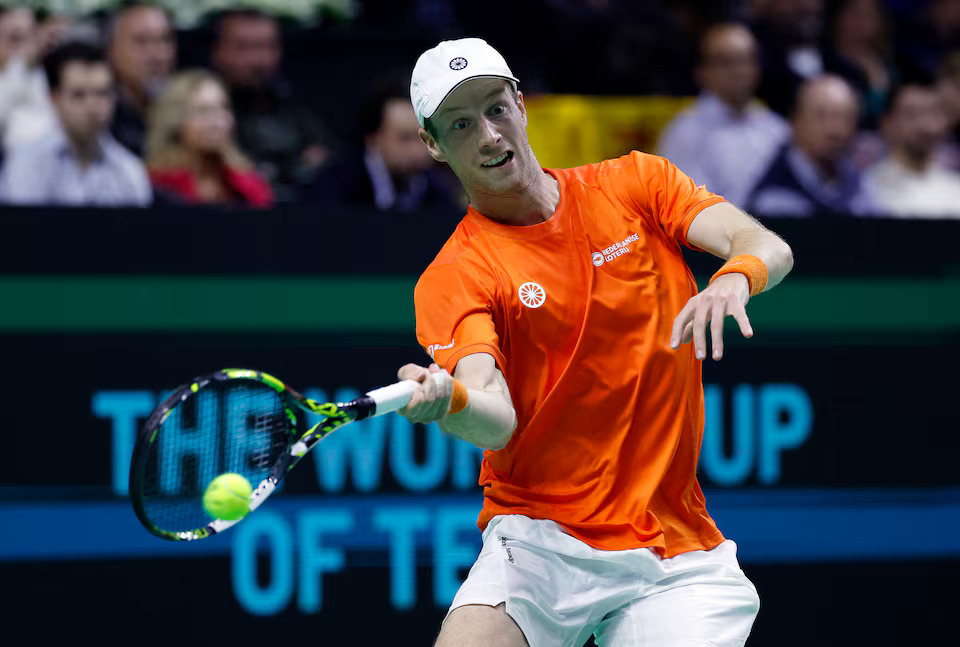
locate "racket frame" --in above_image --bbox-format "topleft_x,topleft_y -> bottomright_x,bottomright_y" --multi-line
129,368 -> 399,541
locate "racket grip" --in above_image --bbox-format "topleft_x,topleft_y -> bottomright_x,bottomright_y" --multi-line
366,380 -> 419,416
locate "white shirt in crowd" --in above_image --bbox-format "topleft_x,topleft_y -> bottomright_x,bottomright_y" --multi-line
862,156 -> 960,219
0,55 -> 56,148
0,127 -> 151,207
658,93 -> 790,207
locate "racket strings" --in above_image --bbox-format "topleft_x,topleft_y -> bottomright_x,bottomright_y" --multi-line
140,380 -> 294,534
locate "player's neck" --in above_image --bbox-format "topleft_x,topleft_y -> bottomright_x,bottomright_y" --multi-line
469,169 -> 560,226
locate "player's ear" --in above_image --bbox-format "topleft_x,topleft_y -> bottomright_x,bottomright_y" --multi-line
419,127 -> 447,162
516,90 -> 527,125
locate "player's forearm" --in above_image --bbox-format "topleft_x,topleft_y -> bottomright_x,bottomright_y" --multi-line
439,387 -> 517,450
728,227 -> 794,292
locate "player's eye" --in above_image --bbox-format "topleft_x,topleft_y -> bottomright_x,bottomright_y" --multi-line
452,119 -> 468,130
490,104 -> 506,116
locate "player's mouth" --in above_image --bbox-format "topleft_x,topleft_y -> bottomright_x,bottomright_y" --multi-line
481,151 -> 513,168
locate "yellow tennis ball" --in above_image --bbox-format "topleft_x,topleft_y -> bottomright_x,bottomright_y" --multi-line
202,473 -> 253,521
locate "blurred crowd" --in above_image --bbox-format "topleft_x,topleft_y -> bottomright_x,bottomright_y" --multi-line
0,0 -> 959,219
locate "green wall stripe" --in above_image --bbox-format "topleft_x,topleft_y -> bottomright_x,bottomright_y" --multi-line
732,278 -> 958,331
0,276 -> 416,332
0,275 -> 955,333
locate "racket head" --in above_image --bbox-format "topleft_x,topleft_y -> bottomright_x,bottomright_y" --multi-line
129,369 -> 303,541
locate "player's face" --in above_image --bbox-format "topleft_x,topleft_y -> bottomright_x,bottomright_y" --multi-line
421,78 -> 535,198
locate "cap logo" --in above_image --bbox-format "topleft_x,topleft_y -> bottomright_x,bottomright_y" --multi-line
449,57 -> 468,71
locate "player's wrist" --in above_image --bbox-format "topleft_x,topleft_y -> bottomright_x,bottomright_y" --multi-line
447,378 -> 469,415
709,254 -> 768,297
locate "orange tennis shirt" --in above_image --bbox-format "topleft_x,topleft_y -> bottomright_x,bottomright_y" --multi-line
414,151 -> 726,557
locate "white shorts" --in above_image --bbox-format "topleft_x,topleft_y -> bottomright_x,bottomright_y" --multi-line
446,515 -> 760,647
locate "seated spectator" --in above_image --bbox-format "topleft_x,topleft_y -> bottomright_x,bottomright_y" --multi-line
822,0 -> 896,129
746,75 -> 872,216
0,41 -> 151,206
751,0 -> 827,116
106,2 -> 176,156
657,23 -> 789,207
862,83 -> 960,218
146,70 -> 272,207
307,82 -> 461,213
211,9 -> 334,202
0,6 -> 56,148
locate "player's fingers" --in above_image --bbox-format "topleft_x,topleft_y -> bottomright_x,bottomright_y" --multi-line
711,299 -> 727,360
681,320 -> 694,344
397,388 -> 425,419
397,363 -> 429,383
671,302 -> 695,348
730,300 -> 754,339
400,374 -> 439,421
427,371 -> 451,419
692,300 -> 709,360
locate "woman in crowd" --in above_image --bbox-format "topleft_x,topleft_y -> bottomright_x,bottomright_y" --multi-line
146,69 -> 272,207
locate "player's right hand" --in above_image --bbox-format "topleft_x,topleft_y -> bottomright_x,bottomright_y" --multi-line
397,363 -> 454,423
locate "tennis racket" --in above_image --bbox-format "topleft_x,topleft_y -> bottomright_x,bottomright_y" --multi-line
129,368 -> 419,541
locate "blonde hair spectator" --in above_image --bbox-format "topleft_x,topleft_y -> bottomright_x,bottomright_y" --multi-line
146,69 -> 272,207
146,69 -> 248,171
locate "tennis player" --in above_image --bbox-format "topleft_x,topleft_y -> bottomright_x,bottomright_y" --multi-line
398,38 -> 793,647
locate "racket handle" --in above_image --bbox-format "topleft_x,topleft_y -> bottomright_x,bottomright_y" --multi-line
366,380 -> 419,416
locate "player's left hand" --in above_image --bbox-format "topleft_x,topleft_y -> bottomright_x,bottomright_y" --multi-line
670,273 -> 753,361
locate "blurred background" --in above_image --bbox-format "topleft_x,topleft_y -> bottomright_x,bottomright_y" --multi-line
0,0 -> 958,645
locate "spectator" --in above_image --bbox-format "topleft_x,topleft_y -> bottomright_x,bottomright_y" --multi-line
657,23 -> 789,207
106,2 -> 177,156
895,0 -> 960,85
0,41 -> 151,206
935,49 -> 960,169
822,0 -> 896,129
751,0 -> 827,116
211,9 -> 333,203
746,75 -> 871,216
862,83 -> 960,218
146,70 -> 272,207
0,7 -> 56,148
307,82 -> 462,212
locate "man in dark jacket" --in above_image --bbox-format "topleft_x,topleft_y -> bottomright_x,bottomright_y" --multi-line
307,82 -> 462,214
211,9 -> 335,203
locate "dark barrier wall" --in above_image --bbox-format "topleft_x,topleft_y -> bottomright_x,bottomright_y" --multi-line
2,208 -> 958,646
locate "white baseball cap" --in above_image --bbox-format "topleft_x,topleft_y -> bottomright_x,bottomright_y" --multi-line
410,38 -> 519,127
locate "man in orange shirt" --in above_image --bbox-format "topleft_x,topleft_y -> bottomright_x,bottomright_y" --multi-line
398,38 -> 794,647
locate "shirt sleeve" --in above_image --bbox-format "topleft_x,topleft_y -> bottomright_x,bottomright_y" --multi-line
413,256 -> 506,374
615,150 -> 726,247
